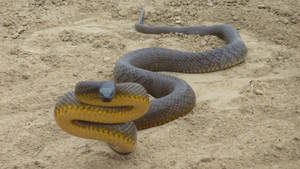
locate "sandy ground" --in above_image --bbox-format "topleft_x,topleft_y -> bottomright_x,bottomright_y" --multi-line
1,0 -> 300,168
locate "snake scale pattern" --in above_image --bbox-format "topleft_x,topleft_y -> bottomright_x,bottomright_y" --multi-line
54,9 -> 247,153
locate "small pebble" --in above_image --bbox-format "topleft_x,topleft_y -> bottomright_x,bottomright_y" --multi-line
258,4 -> 265,9
276,56 -> 283,61
17,28 -> 25,34
175,20 -> 181,24
182,1 -> 190,5
103,57 -> 110,62
22,75 -> 30,80
291,19 -> 297,24
11,33 -> 19,39
281,18 -> 289,24
233,16 -> 238,21
257,4 -> 270,9
200,157 -> 215,162
254,89 -> 263,95
2,20 -> 11,27
207,2 -> 213,7
118,9 -> 127,17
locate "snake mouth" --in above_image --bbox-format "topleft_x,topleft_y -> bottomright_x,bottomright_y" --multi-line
101,97 -> 113,102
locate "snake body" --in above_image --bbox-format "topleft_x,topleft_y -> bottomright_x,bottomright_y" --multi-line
54,9 -> 247,153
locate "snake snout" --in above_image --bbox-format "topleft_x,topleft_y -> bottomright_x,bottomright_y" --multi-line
99,82 -> 116,102
99,87 -> 115,102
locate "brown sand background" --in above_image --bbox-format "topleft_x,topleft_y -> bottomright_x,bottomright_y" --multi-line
1,0 -> 300,168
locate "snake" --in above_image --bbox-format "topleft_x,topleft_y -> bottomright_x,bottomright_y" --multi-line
54,9 -> 247,154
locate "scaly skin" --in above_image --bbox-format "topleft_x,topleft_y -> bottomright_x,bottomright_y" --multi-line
54,9 -> 247,154
55,83 -> 149,153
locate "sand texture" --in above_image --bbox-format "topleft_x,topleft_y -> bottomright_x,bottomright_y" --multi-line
0,0 -> 300,168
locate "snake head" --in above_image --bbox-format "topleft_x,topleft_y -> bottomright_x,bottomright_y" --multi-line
99,81 -> 116,102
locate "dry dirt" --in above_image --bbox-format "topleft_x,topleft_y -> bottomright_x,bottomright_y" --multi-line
0,0 -> 300,169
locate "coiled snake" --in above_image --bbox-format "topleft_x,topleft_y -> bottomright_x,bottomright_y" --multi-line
54,9 -> 247,153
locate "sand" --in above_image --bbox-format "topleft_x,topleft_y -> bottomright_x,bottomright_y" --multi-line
0,0 -> 299,168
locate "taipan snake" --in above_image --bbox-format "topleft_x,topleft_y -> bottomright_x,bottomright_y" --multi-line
54,9 -> 247,153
